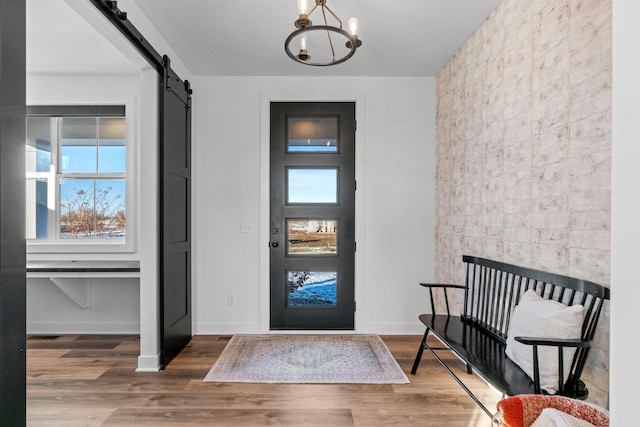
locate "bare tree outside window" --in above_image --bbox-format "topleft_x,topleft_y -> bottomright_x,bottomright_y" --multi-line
60,183 -> 125,238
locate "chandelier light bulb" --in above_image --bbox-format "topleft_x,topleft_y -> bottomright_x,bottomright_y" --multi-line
297,34 -> 310,61
345,17 -> 362,49
297,0 -> 309,15
348,17 -> 359,36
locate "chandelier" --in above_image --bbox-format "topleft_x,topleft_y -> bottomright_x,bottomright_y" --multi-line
285,0 -> 362,66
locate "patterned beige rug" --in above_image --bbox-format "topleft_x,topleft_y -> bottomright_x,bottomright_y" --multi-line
203,334 -> 409,384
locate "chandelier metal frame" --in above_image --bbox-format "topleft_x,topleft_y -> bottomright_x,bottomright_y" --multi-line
284,0 -> 362,67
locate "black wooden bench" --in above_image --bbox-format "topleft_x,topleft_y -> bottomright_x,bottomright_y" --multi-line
411,255 -> 610,418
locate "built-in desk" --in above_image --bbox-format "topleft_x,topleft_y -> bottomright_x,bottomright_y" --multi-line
26,261 -> 140,308
27,261 -> 140,278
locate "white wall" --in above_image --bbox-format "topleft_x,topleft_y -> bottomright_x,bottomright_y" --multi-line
26,278 -> 140,333
26,73 -> 437,337
610,0 -> 640,422
26,73 -> 143,334
191,76 -> 436,334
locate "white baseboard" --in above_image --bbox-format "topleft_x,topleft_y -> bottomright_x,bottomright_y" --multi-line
357,322 -> 426,335
193,322 -> 261,335
27,322 -> 140,335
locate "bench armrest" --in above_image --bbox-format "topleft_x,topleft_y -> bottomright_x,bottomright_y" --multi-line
418,283 -> 465,317
513,336 -> 591,394
514,336 -> 590,349
419,283 -> 466,289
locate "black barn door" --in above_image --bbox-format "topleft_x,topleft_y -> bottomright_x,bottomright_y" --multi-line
159,58 -> 192,368
87,2 -> 194,370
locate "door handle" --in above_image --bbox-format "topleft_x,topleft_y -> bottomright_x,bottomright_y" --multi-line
270,242 -> 279,248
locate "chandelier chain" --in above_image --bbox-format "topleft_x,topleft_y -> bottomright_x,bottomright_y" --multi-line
321,5 -> 336,63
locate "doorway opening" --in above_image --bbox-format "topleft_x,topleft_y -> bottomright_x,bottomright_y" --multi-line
269,102 -> 356,330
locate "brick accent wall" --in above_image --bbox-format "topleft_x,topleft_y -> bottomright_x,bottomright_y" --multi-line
435,0 -> 611,406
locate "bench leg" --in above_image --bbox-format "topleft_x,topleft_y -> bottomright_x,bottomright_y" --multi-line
421,341 -> 494,419
411,328 -> 430,375
410,327 -> 494,418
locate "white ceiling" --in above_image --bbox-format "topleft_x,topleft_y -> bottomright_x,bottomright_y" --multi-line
27,0 -> 138,75
27,0 -> 502,77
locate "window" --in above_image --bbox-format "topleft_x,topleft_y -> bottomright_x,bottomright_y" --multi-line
26,106 -> 128,245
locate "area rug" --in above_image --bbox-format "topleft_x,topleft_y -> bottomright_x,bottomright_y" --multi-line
203,334 -> 409,384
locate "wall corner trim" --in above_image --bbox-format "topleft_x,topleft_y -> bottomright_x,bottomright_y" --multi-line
136,354 -> 160,372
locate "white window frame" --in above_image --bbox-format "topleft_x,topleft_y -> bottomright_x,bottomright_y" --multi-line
27,103 -> 136,254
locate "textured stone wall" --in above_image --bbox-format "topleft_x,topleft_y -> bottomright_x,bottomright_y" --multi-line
435,0 -> 611,407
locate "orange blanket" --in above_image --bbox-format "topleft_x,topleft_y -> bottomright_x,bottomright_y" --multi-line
495,395 -> 609,427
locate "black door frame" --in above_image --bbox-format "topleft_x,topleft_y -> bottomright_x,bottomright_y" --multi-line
0,1 -> 27,424
260,94 -> 364,332
269,102 -> 356,330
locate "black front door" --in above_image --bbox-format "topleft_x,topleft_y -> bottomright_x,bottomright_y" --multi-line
270,102 -> 356,330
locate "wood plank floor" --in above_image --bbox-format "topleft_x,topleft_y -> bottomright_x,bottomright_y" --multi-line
27,334 -> 502,426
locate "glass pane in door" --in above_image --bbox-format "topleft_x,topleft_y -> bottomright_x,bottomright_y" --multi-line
288,271 -> 337,306
287,167 -> 338,204
288,117 -> 338,152
287,219 -> 337,255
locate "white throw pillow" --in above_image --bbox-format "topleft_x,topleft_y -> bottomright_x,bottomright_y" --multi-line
505,290 -> 584,394
530,408 -> 596,427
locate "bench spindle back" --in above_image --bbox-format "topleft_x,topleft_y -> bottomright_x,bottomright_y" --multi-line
461,256 -> 610,384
